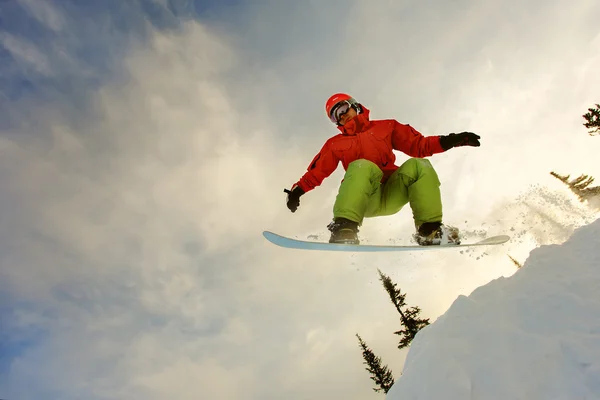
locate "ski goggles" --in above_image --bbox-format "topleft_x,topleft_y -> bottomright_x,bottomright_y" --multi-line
329,100 -> 353,124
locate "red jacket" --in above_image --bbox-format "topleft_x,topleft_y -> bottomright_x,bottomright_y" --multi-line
295,106 -> 445,193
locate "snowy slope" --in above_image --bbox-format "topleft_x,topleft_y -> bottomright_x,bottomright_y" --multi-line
387,218 -> 600,400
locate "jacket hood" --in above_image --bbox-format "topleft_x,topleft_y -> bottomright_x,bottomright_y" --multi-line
337,105 -> 371,135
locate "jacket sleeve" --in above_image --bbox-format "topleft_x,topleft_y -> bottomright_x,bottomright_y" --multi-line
294,140 -> 340,193
391,121 -> 445,157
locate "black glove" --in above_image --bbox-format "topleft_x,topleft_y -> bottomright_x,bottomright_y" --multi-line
439,132 -> 481,151
284,186 -> 305,213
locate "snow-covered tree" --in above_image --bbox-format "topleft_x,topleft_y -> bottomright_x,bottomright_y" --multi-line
550,171 -> 600,202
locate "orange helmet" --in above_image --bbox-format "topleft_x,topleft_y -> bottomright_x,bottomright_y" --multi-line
325,93 -> 360,124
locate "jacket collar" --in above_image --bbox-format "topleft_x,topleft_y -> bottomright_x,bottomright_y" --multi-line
337,106 -> 371,136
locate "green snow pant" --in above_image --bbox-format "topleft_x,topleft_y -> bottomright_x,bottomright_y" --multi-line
332,158 -> 442,227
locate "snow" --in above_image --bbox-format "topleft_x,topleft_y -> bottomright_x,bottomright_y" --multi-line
387,217 -> 600,400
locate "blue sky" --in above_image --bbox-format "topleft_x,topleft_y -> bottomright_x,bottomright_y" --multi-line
0,1 -> 227,115
0,0 -> 353,133
1,0 -> 599,399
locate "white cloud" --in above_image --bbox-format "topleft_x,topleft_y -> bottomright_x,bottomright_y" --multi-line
0,32 -> 52,76
18,0 -> 66,32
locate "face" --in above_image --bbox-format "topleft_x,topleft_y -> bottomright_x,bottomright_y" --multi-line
338,107 -> 357,126
328,99 -> 359,125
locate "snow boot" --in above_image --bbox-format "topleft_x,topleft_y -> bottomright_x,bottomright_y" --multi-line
413,221 -> 461,246
327,217 -> 360,245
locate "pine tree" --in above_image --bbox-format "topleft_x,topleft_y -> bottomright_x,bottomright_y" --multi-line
356,334 -> 395,394
378,269 -> 430,349
583,104 -> 600,136
550,171 -> 600,202
508,255 -> 523,269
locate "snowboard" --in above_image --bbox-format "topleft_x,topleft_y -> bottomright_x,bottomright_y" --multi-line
263,231 -> 510,252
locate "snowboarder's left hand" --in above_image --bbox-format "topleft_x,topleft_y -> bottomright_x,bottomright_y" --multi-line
284,186 -> 305,213
439,132 -> 480,150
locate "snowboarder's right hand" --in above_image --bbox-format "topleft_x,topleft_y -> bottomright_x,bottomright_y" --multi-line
284,186 -> 305,213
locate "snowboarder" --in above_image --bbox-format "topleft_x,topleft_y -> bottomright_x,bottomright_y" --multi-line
285,93 -> 480,245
